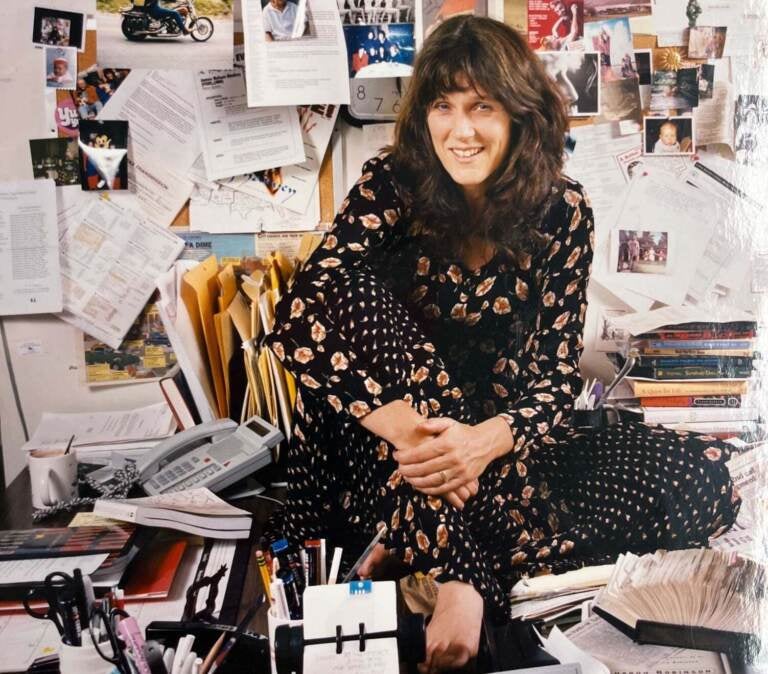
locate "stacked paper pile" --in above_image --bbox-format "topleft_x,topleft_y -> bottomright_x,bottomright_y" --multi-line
22,402 -> 177,464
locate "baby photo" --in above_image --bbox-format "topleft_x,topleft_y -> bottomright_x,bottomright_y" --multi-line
45,46 -> 77,89
78,119 -> 129,191
32,7 -> 85,49
615,229 -> 669,275
643,116 -> 694,156
688,26 -> 727,59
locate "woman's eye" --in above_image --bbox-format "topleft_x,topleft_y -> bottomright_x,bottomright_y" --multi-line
475,102 -> 493,111
433,102 -> 449,111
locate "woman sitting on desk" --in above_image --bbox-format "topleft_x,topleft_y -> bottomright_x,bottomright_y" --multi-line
265,16 -> 739,672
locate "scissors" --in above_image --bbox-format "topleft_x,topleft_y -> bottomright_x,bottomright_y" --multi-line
89,606 -> 131,673
23,571 -> 80,642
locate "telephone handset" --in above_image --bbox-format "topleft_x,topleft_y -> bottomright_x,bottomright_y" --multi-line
137,415 -> 283,496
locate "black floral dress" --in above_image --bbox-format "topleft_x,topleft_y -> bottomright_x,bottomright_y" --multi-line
265,154 -> 740,619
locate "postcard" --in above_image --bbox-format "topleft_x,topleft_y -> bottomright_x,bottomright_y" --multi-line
538,51 -> 600,117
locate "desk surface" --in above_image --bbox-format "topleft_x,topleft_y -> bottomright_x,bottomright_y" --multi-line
0,468 -> 282,636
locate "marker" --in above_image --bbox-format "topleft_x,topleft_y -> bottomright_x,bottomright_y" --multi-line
277,570 -> 301,620
328,547 -> 343,585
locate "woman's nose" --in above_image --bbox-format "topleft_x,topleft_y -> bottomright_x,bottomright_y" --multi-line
452,115 -> 476,140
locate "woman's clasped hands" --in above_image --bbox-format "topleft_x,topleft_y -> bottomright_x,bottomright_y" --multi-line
395,417 -> 504,510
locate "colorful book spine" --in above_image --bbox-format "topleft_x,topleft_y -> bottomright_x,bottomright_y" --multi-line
629,380 -> 749,396
636,339 -> 754,350
652,366 -> 753,380
634,356 -> 753,369
639,348 -> 753,357
639,395 -> 742,408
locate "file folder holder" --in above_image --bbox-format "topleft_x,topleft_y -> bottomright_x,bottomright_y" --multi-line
274,611 -> 426,674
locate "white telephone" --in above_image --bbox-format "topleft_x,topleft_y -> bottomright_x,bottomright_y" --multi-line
137,416 -> 284,495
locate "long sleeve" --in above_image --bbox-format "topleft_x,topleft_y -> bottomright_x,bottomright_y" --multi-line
265,154 -> 412,417
496,180 -> 594,457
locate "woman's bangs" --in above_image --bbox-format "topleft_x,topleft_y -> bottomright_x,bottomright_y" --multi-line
418,42 -> 501,107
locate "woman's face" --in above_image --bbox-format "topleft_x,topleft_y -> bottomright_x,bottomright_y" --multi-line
426,84 -> 511,204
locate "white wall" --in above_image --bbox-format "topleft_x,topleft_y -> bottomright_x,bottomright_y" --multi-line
1,316 -> 164,485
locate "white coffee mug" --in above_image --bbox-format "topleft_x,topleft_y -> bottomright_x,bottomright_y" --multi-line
28,449 -> 78,509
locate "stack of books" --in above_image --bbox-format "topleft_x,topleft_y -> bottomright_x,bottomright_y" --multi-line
609,319 -> 759,438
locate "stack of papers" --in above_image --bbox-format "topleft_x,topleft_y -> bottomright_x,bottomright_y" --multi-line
22,402 -> 177,464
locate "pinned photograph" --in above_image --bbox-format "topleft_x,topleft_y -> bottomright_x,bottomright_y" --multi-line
45,46 -> 77,89
634,48 -> 652,109
616,146 -> 644,181
32,7 -> 85,49
583,0 -> 650,21
698,63 -> 714,99
583,17 -> 636,82
526,0 -> 583,52
538,52 -> 600,117
96,0 -> 233,70
344,24 -> 415,78
29,138 -> 81,186
340,0 -> 414,25
643,116 -> 694,155
261,0 -> 309,40
596,308 -> 630,352
596,78 -> 642,130
71,67 -> 132,121
420,0 -> 487,44
649,68 -> 698,111
735,95 -> 768,166
615,229 -> 669,275
688,26 -> 726,59
78,119 -> 129,191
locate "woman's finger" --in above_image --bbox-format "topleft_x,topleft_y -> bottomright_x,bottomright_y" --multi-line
443,490 -> 465,510
393,439 -> 445,465
417,417 -> 457,434
398,455 -> 454,479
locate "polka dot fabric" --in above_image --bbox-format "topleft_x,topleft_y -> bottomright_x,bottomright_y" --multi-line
265,154 -> 740,620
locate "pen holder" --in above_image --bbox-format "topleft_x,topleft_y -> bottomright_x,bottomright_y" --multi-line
59,633 -> 114,674
570,408 -> 606,431
267,606 -> 303,674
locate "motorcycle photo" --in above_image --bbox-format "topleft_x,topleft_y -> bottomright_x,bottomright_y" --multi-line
120,0 -> 214,41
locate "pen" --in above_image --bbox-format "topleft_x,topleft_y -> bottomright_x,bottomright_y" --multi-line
277,570 -> 302,620
342,526 -> 387,583
64,433 -> 75,455
72,568 -> 89,630
319,538 -> 327,584
208,601 -> 261,674
199,631 -> 226,674
270,579 -> 290,620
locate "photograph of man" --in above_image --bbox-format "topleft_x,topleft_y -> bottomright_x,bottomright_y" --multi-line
74,78 -> 103,119
33,8 -> 85,49
145,0 -> 189,34
262,0 -> 308,41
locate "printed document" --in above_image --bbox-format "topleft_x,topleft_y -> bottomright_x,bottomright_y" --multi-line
242,0 -> 350,106
194,69 -> 304,181
231,104 -> 339,215
58,196 -> 185,349
22,402 -> 177,453
0,180 -> 62,315
100,70 -> 199,226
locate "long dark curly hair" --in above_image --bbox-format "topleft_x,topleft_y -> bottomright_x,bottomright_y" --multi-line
390,16 -> 570,262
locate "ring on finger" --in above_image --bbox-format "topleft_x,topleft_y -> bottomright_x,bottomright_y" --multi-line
439,469 -> 449,484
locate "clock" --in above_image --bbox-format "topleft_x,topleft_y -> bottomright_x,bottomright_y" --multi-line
344,77 -> 410,124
